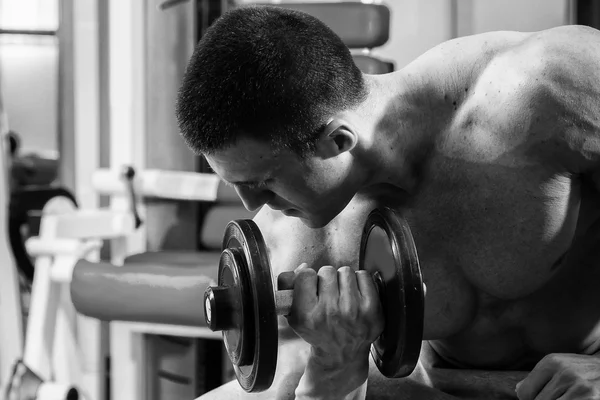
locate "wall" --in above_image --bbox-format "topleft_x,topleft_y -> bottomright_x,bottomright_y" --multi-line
0,36 -> 59,155
467,0 -> 571,35
239,0 -> 572,70
376,0 -> 452,69
379,0 -> 572,69
0,0 -> 60,156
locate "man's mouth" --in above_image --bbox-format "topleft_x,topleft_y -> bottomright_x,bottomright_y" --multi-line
282,209 -> 298,217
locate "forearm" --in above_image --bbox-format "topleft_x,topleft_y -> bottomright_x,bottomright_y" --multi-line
295,354 -> 369,400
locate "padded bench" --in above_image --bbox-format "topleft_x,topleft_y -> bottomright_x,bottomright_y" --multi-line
71,183 -> 255,327
70,181 -> 254,399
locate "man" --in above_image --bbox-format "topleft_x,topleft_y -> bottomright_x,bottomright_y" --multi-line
176,5 -> 600,400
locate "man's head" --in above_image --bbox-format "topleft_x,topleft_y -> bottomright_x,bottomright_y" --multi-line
176,5 -> 371,227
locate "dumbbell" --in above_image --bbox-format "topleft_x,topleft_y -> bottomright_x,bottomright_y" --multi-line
203,207 -> 425,392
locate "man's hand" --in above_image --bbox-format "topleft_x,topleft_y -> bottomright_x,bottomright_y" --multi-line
286,264 -> 384,366
283,263 -> 385,398
515,353 -> 600,399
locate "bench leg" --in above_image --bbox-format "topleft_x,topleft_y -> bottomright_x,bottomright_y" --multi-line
110,323 -> 146,400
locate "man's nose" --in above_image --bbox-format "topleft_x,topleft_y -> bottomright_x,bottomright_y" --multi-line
235,187 -> 274,212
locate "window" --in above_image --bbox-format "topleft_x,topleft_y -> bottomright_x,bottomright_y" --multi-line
0,0 -> 60,156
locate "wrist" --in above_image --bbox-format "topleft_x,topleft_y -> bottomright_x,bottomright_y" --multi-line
295,349 -> 369,400
310,344 -> 371,370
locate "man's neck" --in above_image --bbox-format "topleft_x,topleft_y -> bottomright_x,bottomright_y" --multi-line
357,72 -> 449,195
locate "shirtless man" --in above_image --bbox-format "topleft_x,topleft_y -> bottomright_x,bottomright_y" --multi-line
176,6 -> 600,400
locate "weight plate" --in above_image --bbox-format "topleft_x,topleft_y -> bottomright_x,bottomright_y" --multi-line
221,219 -> 279,392
217,248 -> 253,366
359,207 -> 424,378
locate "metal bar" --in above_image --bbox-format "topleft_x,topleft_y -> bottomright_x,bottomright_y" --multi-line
58,0 -> 75,192
449,0 -> 458,39
0,29 -> 57,36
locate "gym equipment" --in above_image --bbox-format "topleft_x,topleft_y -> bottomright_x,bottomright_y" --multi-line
9,187 -> 78,281
4,168 -> 145,399
9,166 -> 135,282
69,167 -> 234,400
7,131 -> 60,188
360,208 -> 424,378
255,2 -> 395,74
203,207 -> 425,392
2,196 -> 95,399
4,360 -> 79,400
10,154 -> 60,188
120,166 -> 143,229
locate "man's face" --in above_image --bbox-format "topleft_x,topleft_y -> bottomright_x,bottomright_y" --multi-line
205,137 -> 359,228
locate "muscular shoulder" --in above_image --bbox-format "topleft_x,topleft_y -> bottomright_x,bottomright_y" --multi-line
487,25 -> 600,92
511,25 -> 600,65
457,25 -> 600,172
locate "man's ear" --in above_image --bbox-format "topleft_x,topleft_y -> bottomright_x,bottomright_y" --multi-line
314,118 -> 358,158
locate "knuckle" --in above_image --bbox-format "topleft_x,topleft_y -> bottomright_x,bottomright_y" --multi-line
355,270 -> 374,285
337,266 -> 354,276
541,353 -> 566,369
318,265 -> 336,275
297,268 -> 316,279
355,270 -> 370,278
338,300 -> 357,318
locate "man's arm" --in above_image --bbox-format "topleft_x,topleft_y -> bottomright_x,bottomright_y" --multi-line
197,338 -> 464,400
294,353 -> 368,400
250,206 -> 464,400
256,206 -> 371,400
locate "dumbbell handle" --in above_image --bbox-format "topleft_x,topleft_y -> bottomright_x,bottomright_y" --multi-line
203,286 -> 294,332
274,290 -> 294,316
204,271 -> 385,332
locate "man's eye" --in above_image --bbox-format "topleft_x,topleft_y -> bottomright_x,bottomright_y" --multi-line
248,179 -> 273,190
247,181 -> 267,190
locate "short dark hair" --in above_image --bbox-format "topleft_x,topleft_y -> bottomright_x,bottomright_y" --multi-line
176,5 -> 367,157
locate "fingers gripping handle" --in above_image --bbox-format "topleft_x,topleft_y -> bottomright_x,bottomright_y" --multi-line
203,271 -> 386,333
275,270 -> 386,316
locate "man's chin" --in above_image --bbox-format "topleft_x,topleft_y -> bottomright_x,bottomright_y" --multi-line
278,209 -> 337,229
297,215 -> 334,229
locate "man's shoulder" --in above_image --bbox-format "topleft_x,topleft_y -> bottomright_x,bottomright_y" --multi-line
461,26 -> 598,111
457,25 -> 600,172
450,26 -> 595,92
508,25 -> 599,70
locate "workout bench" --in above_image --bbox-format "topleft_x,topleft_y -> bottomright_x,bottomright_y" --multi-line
70,168 -> 255,400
